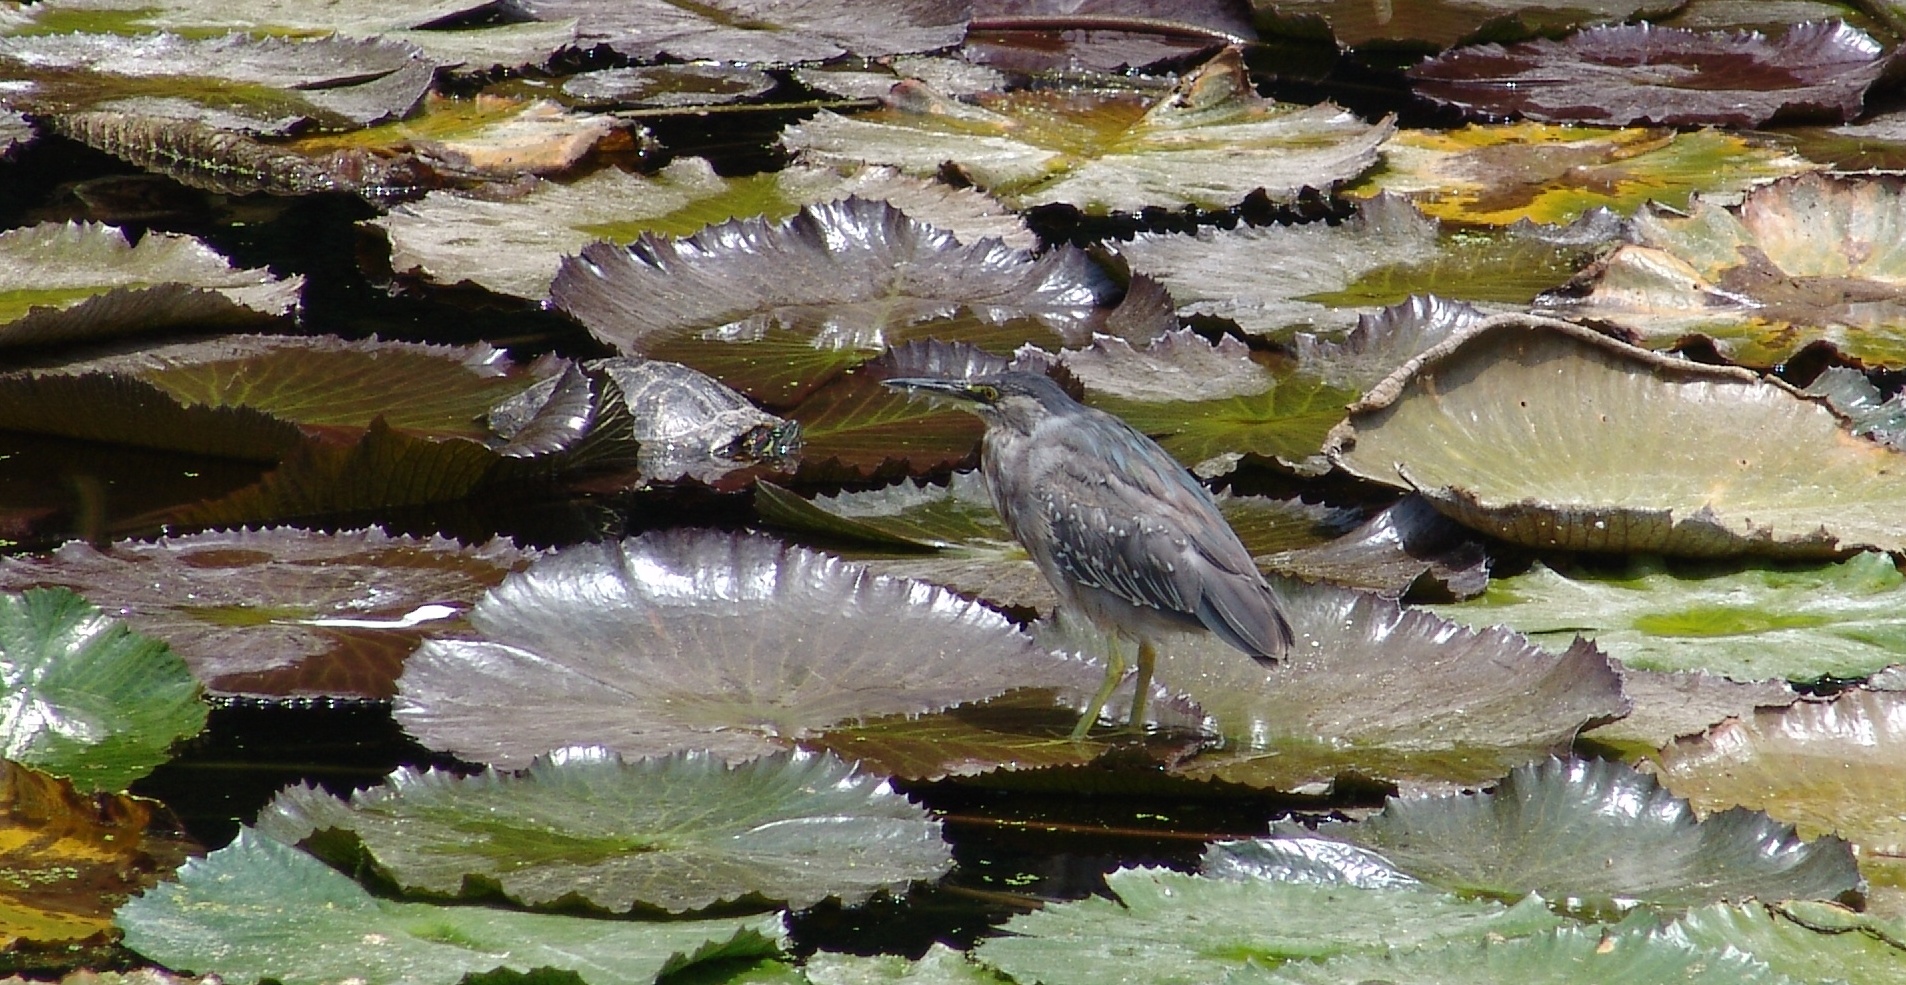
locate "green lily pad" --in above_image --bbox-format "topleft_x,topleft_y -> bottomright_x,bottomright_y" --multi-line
0,587 -> 206,792
1287,757 -> 1861,910
1553,171 -> 1906,368
1326,313 -> 1906,557
1042,577 -> 1627,793
1347,123 -> 1812,226
1804,366 -> 1906,446
1225,920 -> 1798,985
973,867 -> 1562,985
1064,330 -> 1359,475
259,748 -> 949,913
0,221 -> 299,351
1115,196 -> 1604,340
395,531 -> 1090,768
806,943 -> 1008,985
1431,552 -> 1906,682
782,48 -> 1393,213
1664,900 -> 1906,985
115,830 -> 786,985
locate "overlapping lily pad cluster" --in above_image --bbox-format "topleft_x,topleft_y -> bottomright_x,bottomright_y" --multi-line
2,0 -> 1906,981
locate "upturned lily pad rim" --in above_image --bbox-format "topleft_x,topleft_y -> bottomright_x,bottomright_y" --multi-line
1321,310 -> 1838,467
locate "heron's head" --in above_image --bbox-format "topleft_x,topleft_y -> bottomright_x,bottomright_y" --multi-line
881,371 -> 1077,433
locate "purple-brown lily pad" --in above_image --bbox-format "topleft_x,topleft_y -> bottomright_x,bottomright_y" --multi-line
1409,20 -> 1886,127
518,0 -> 969,65
0,527 -> 533,699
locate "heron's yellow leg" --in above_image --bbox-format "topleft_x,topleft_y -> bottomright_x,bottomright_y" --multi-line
1127,639 -> 1156,729
1071,641 -> 1128,740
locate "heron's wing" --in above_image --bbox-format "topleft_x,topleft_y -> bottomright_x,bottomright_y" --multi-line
1030,412 -> 1292,662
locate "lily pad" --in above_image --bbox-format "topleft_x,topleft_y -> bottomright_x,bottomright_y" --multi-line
394,530 -> 1089,767
1552,171 -> 1906,368
519,0 -> 968,64
375,159 -> 1033,301
782,48 -> 1393,213
1654,688 -> 1906,860
1664,900 -> 1906,985
0,528 -> 533,700
1347,123 -> 1812,226
1581,668 -> 1797,752
0,221 -> 300,351
1061,329 -> 1358,475
115,829 -> 786,985
1263,494 -> 1490,598
972,867 -> 1562,985
0,32 -> 434,133
806,943 -> 1008,985
1431,552 -> 1906,682
1326,313 -> 1906,557
0,760 -> 196,948
259,748 -> 949,913
1114,196 -> 1603,339
0,587 -> 206,792
1226,920 -> 1799,985
1287,757 -> 1861,910
1409,20 -> 1886,127
549,198 -> 1116,407
1255,0 -> 1681,49
560,64 -> 777,110
1043,577 -> 1627,793
1804,366 -> 1906,446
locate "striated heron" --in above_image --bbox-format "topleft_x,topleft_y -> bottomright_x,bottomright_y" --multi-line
884,371 -> 1293,738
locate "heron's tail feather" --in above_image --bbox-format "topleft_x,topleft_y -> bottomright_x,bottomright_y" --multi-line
1195,580 -> 1293,663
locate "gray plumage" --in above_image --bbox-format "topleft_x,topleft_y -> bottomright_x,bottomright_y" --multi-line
883,371 -> 1292,736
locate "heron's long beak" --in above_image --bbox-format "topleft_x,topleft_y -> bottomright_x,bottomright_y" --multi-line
880,377 -> 987,402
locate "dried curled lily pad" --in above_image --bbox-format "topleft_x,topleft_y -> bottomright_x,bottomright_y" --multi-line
1348,123 -> 1812,226
520,0 -> 968,64
1256,0 -> 1680,49
1431,552 -> 1906,683
1410,20 -> 1886,127
0,760 -> 197,948
1327,314 -> 1906,558
375,158 -> 1032,300
783,48 -> 1394,213
1285,757 -> 1861,910
259,748 -> 949,913
0,527 -> 532,700
394,530 -> 1089,768
1042,577 -> 1627,793
1554,172 -> 1906,368
0,32 -> 434,133
0,222 -> 299,350
550,197 -> 1115,407
1114,196 -> 1606,339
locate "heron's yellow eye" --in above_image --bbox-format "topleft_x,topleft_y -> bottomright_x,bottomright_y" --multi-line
971,384 -> 1000,403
